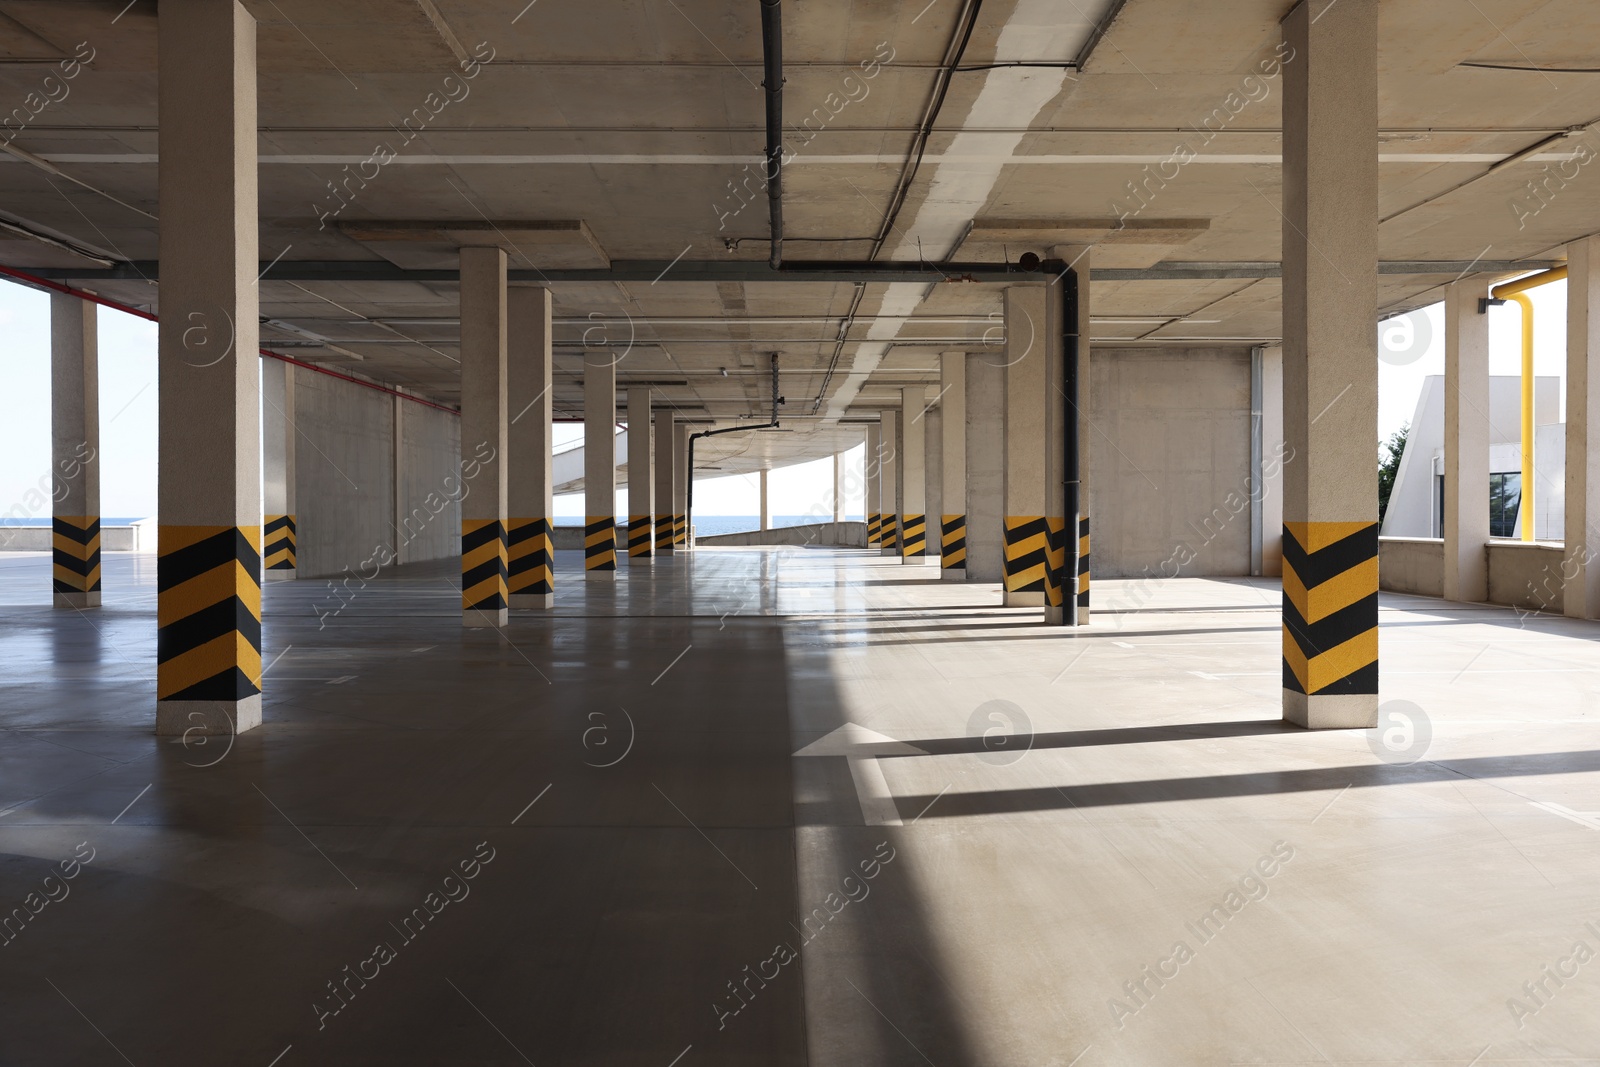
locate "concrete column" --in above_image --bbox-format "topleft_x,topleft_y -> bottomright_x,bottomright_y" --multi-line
585,354 -> 617,576
865,423 -> 882,546
1280,0 -> 1380,728
759,468 -> 769,531
1258,344 -> 1286,576
654,409 -> 676,554
262,358 -> 296,582
900,388 -> 928,562
1042,274 -> 1072,624
626,387 -> 653,563
155,0 -> 263,736
508,287 -> 554,608
925,401 -> 942,560
391,393 -> 405,564
940,350 -> 968,579
673,422 -> 689,547
967,355 -> 1005,583
50,293 -> 100,608
1567,235 -> 1600,618
459,246 -> 510,627
879,410 -> 899,555
1062,248 -> 1092,615
1003,284 -> 1051,607
1444,281 -> 1490,603
832,451 -> 843,523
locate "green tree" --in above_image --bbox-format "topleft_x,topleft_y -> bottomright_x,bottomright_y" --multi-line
1378,423 -> 1409,524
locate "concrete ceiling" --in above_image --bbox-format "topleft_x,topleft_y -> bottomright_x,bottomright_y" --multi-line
1,0 -> 1597,474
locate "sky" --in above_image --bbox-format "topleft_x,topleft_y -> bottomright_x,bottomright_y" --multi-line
0,274 -> 1572,522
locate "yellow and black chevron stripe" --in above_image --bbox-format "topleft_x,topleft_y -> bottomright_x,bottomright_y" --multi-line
673,514 -> 687,545
655,513 -> 674,551
940,514 -> 966,569
586,516 -> 617,571
867,512 -> 881,545
900,514 -> 927,557
1077,515 -> 1090,609
882,515 -> 898,551
1282,521 -> 1378,696
263,513 -> 296,571
52,514 -> 101,594
628,514 -> 652,557
462,519 -> 508,611
157,525 -> 261,701
507,517 -> 553,596
1043,516 -> 1068,607
1003,515 -> 1049,593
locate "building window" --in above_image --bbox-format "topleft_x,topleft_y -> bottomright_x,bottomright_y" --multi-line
1490,472 -> 1521,538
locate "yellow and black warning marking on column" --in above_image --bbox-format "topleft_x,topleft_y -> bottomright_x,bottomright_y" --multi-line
900,514 -> 927,557
506,517 -> 553,596
867,512 -> 881,545
1077,515 -> 1091,609
655,513 -> 674,551
52,514 -> 102,594
1042,516 -> 1068,607
940,514 -> 966,569
627,514 -> 652,557
263,513 -> 296,571
461,519 -> 508,611
1003,515 -> 1049,593
157,524 -> 261,701
881,516 -> 898,551
673,514 -> 687,545
586,515 -> 618,571
1282,521 -> 1379,695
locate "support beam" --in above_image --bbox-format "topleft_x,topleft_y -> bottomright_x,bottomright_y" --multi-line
880,410 -> 899,556
459,246 -> 510,626
585,355 -> 618,576
155,0 -> 262,736
865,423 -> 882,547
50,293 -> 100,608
1003,285 -> 1050,607
1280,0 -> 1380,728
509,287 -> 554,608
900,387 -> 928,563
940,351 -> 967,580
1444,281 -> 1490,603
1567,235 -> 1600,619
262,358 -> 296,582
655,409 -> 676,554
627,387 -> 653,563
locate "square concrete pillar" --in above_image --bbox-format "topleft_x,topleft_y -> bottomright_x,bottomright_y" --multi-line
262,357 -> 296,582
1003,284 -> 1051,607
673,422 -> 689,548
626,387 -> 653,562
1444,281 -> 1490,603
879,410 -> 899,555
585,355 -> 617,576
155,0 -> 263,736
508,287 -> 554,608
900,387 -> 928,562
459,246 -> 510,627
50,293 -> 101,608
865,423 -> 883,546
1280,0 -> 1380,729
833,450 -> 844,523
940,351 -> 967,579
1060,248 -> 1093,616
1567,235 -> 1600,618
966,354 -> 1006,583
1253,345 -> 1286,576
654,409 -> 676,554
925,400 -> 942,560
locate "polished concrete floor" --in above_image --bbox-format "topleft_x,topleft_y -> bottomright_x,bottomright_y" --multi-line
3,547 -> 1600,1065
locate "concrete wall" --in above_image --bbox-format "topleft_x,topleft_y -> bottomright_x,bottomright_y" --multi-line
295,371 -> 397,578
1378,536 -> 1445,597
1090,348 -> 1253,578
1488,540 -> 1568,612
696,521 -> 868,548
396,397 -> 461,564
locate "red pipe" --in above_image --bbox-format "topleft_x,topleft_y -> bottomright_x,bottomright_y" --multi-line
0,264 -> 460,415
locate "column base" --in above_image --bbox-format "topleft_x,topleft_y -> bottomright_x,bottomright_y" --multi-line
156,695 -> 262,736
53,591 -> 101,608
587,569 -> 616,581
940,568 -> 967,582
880,547 -> 898,557
1283,690 -> 1378,729
510,593 -> 555,609
264,569 -> 297,582
629,554 -> 653,565
1004,591 -> 1044,607
463,608 -> 509,628
900,554 -> 930,565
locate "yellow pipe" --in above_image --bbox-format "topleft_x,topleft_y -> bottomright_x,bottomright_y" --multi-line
1491,266 -> 1567,542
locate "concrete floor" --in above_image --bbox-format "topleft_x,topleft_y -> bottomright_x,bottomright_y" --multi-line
3,547 -> 1600,1065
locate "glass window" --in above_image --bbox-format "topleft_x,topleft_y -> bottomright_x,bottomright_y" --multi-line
1489,472 -> 1521,538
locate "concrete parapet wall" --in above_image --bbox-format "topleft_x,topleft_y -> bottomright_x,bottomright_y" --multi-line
1378,536 -> 1445,597
1487,540 -> 1568,613
696,521 -> 868,548
0,525 -> 142,552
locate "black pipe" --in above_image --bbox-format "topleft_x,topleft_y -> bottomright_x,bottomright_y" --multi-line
759,0 -> 784,270
1060,265 -> 1081,627
686,354 -> 782,538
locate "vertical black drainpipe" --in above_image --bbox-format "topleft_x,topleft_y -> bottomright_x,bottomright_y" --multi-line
1062,267 -> 1081,627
